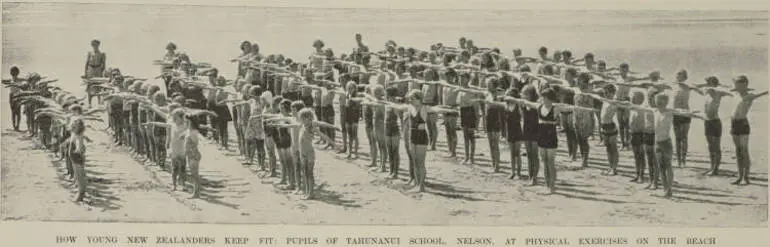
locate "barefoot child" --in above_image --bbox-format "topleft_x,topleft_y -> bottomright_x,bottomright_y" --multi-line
68,118 -> 88,201
670,70 -> 704,167
84,39 -> 106,106
629,91 -> 647,183
698,76 -> 732,175
168,108 -> 187,191
183,113 -> 203,198
245,86 -> 266,168
730,75 -> 768,185
504,88 -> 523,179
457,72 -> 483,165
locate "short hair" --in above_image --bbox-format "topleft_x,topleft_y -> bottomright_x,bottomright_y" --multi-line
406,89 -> 424,102
297,108 -> 316,123
91,39 -> 100,46
655,93 -> 669,103
538,46 -> 548,54
279,99 -> 292,111
631,91 -> 645,104
70,118 -> 85,135
249,86 -> 262,98
584,53 -> 594,59
153,92 -> 167,105
577,72 -> 592,84
272,96 -> 284,106
291,100 -> 305,112
705,76 -> 719,86
540,88 -> 558,102
345,81 -> 357,92
733,75 -> 749,84
619,63 -> 629,69
313,39 -> 325,48
522,84 -> 539,102
518,64 -> 531,72
166,42 -> 177,50
561,50 -> 572,58
10,66 -> 19,75
170,108 -> 186,121
372,84 -> 385,98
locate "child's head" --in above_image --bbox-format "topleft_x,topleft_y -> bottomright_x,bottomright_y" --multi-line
70,118 -> 86,135
9,66 -> 19,77
521,84 -> 539,102
505,87 -> 520,99
647,88 -> 659,107
602,84 -> 617,99
385,86 -> 399,100
631,91 -> 645,105
69,104 -> 84,115
345,81 -> 357,93
584,53 -> 594,63
577,72 -> 592,89
372,84 -> 385,99
91,39 -> 101,48
733,75 -> 749,90
597,60 -> 607,71
240,41 -> 252,52
272,96 -> 283,111
147,85 -> 161,97
241,84 -> 253,99
297,108 -> 316,126
279,99 -> 292,114
260,91 -> 273,106
486,78 -> 499,93
705,76 -> 719,87
619,63 -> 630,73
170,108 -> 186,125
166,42 -> 177,51
249,86 -> 262,99
676,69 -> 688,82
512,48 -> 522,57
313,39 -> 325,49
561,50 -> 572,62
654,93 -> 669,108
153,92 -> 167,106
538,46 -> 548,57
406,89 -> 424,106
540,88 -> 558,104
564,68 -> 578,83
290,101 -> 305,115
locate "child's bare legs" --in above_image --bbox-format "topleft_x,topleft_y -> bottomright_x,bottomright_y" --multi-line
487,131 -> 501,172
604,134 -> 619,175
234,123 -> 243,155
656,139 -> 674,197
293,153 -> 304,194
540,148 -> 557,193
644,142 -> 659,189
577,133 -> 590,167
255,139 -> 266,170
427,113 -> 438,150
617,111 -> 630,149
171,156 -> 185,191
673,121 -> 690,167
265,139 -> 277,176
303,157 -> 315,199
462,128 -> 476,164
405,135 -> 415,184
188,157 -> 201,198
346,124 -> 358,158
377,131 -> 388,172
366,127 -> 377,167
338,107 -> 348,153
705,135 -> 721,175
631,137 -> 646,183
445,116 -> 458,157
387,135 -> 401,179
244,139 -> 255,165
509,141 -> 522,179
413,144 -> 427,192
732,134 -> 750,184
278,148 -> 288,185
525,141 -> 540,185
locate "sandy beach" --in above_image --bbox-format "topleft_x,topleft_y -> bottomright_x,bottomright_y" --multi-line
1,3 -> 768,227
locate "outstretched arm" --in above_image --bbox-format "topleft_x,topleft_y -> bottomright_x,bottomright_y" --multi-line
747,90 -> 769,101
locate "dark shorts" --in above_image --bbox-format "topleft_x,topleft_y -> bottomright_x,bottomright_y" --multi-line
283,91 -> 300,102
630,132 -> 644,146
643,132 -> 655,146
411,129 -> 429,146
301,95 -> 313,108
704,119 -> 722,137
730,118 -> 750,136
460,106 -> 477,129
674,115 -> 691,125
601,123 -> 618,136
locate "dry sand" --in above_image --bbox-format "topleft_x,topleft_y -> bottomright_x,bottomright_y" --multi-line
1,105 -> 766,227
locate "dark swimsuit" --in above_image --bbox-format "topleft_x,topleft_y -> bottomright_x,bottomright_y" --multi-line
485,95 -> 503,132
521,106 -> 539,142
460,106 -> 477,129
364,105 -> 374,129
704,118 -> 722,137
730,118 -> 750,135
275,126 -> 292,149
385,107 -> 400,137
537,105 -> 558,149
345,100 -> 361,124
505,106 -> 522,143
410,109 -> 429,145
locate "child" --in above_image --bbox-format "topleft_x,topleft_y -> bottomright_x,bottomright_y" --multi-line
6,66 -> 22,131
168,108 -> 187,191
628,91 -> 647,183
730,75 -> 768,185
384,87 -> 403,179
320,82 -> 336,150
152,92 -> 169,169
264,95 -> 283,177
343,81 -> 361,159
504,88 -> 523,179
442,68 -> 460,158
670,70 -> 703,167
183,114 -> 203,198
699,76 -> 732,176
297,108 -> 318,199
520,84 -> 540,185
290,101 -> 306,194
593,85 -> 621,175
643,88 -> 660,190
212,77 -> 233,150
481,78 -> 504,173
370,85 -> 389,172
245,86 -> 266,168
68,118 -> 88,201
272,99 -> 296,190
457,72 -> 482,165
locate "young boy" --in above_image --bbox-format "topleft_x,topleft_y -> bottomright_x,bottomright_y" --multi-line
628,91 -> 647,183
592,85 -> 621,175
670,70 -> 703,167
699,76 -> 732,175
168,108 -> 188,191
730,75 -> 767,185
84,39 -> 107,106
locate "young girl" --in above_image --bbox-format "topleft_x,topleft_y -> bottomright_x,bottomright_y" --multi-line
271,99 -> 296,190
504,88 -> 523,179
245,86 -> 265,168
480,78 -> 504,173
384,87 -> 403,179
212,77 -> 233,150
168,108 -> 187,191
290,101 -> 306,194
370,85 -> 389,172
297,108 -> 319,199
457,72 -> 482,165
343,81 -> 361,159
